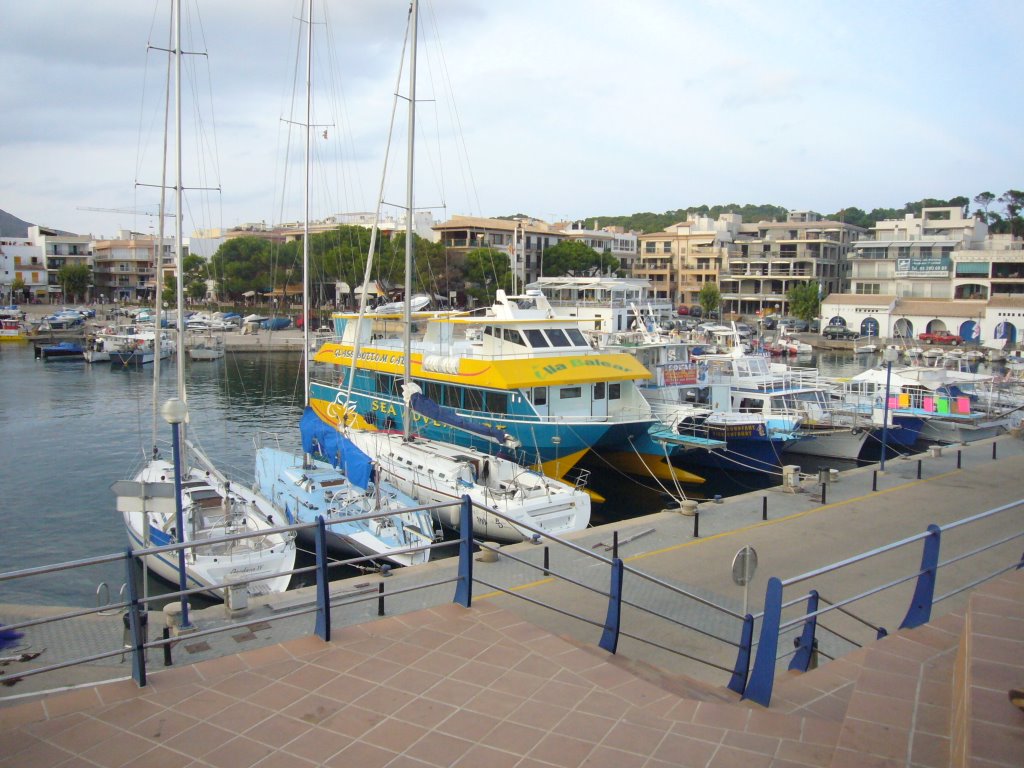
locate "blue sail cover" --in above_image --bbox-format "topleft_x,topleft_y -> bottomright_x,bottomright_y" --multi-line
300,407 -> 373,489
408,392 -> 509,444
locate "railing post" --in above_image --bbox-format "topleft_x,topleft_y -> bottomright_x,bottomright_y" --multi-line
124,547 -> 147,687
745,576 -> 783,706
917,459 -> 922,479
789,590 -> 819,672
454,495 -> 474,608
762,495 -> 768,521
727,614 -> 754,695
314,516 -> 331,641
899,524 -> 941,630
599,557 -> 624,654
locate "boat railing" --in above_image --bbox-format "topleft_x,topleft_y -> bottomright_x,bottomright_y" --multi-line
735,496 -> 1024,707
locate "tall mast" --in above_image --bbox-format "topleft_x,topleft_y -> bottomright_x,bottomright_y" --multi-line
402,0 -> 418,441
303,0 -> 312,406
173,0 -> 186,413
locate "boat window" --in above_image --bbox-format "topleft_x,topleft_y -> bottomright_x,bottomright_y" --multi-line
544,328 -> 572,347
464,388 -> 484,411
523,328 -> 549,347
425,381 -> 443,404
374,372 -> 394,395
560,387 -> 582,399
532,387 -> 547,406
444,385 -> 461,409
483,325 -> 497,338
566,328 -> 588,346
609,383 -> 621,400
485,391 -> 508,414
739,398 -> 763,413
503,328 -> 524,345
594,382 -> 606,400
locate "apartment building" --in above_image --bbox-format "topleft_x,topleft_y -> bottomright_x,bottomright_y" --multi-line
719,211 -> 864,317
434,215 -> 566,291
92,230 -> 174,303
29,226 -> 94,301
0,237 -> 47,302
561,222 -> 638,273
633,214 -> 740,308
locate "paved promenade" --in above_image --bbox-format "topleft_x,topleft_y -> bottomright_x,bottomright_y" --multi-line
2,434 -> 1024,768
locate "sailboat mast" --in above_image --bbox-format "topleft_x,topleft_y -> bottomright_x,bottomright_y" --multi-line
151,7 -> 174,454
303,0 -> 312,406
402,0 -> 418,442
173,0 -> 186,423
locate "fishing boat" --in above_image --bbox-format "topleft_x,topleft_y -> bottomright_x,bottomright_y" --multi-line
0,315 -> 27,343
114,0 -> 295,600
109,329 -> 175,368
308,0 -> 591,543
254,0 -> 436,566
34,341 -> 85,361
187,331 -> 225,361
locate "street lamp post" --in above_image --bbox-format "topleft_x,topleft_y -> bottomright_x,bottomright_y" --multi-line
879,346 -> 900,473
161,397 -> 192,629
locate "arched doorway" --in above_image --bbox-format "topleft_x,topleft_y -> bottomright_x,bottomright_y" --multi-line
860,317 -> 880,338
828,315 -> 846,326
925,319 -> 947,334
995,321 -> 1018,344
893,318 -> 913,339
958,320 -> 980,343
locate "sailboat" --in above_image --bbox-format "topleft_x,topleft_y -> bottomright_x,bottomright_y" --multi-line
114,0 -> 295,599
307,0 -> 591,545
254,0 -> 435,568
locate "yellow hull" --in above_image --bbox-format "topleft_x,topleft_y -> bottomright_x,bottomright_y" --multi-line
603,452 -> 704,485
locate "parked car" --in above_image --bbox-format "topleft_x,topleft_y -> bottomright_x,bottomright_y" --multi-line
823,324 -> 859,340
688,306 -> 703,318
918,331 -> 961,345
779,318 -> 809,333
760,316 -> 777,331
677,304 -> 689,316
735,322 -> 753,338
809,319 -> 821,334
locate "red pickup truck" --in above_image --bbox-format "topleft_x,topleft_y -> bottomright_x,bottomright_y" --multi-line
918,331 -> 962,345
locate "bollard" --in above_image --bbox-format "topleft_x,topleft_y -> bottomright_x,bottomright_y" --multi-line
162,627 -> 172,667
378,582 -> 385,617
957,450 -> 962,469
917,459 -> 922,480
872,470 -> 878,492
543,546 -> 549,576
693,509 -> 700,538
820,482 -> 827,505
612,530 -> 619,560
993,442 -> 997,460
762,495 -> 768,521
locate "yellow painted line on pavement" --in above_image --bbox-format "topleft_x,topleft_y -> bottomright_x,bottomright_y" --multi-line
475,467 -> 964,600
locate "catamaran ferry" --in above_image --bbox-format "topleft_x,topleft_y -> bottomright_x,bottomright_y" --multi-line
309,290 -> 702,484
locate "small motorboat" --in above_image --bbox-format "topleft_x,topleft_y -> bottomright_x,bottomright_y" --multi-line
35,341 -> 85,361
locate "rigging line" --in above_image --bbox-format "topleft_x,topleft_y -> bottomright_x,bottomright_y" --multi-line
625,435 -> 681,503
422,0 -> 482,217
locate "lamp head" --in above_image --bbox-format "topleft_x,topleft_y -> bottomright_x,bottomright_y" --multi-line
162,397 -> 188,425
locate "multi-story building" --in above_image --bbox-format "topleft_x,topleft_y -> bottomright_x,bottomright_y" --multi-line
827,207 -> 1024,342
434,215 -> 567,294
30,226 -> 94,302
561,222 -> 638,273
0,237 -> 47,303
719,211 -> 864,317
634,214 -> 741,308
92,230 -> 173,303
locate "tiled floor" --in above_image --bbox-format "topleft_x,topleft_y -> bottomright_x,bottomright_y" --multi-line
1,571 -> 1021,768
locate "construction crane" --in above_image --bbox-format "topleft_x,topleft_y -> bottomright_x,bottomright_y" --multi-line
76,206 -> 174,217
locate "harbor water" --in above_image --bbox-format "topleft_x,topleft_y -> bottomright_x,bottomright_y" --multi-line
0,344 -> 930,608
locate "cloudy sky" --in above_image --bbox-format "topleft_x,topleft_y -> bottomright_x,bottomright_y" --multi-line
2,0 -> 1021,239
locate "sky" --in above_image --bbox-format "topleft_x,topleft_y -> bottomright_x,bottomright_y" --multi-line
2,0 -> 1022,240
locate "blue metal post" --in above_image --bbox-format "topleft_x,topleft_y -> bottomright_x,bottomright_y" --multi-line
314,516 -> 331,641
124,547 -> 147,686
169,419 -> 190,629
880,359 -> 893,473
727,614 -> 754,695
899,524 -> 941,629
789,590 -> 819,672
745,576 -> 783,706
454,495 -> 474,607
599,557 -> 624,654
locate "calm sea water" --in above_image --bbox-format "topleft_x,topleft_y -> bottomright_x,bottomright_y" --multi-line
0,344 -> 927,607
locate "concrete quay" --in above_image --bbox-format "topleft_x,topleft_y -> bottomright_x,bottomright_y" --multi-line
1,434 -> 1021,767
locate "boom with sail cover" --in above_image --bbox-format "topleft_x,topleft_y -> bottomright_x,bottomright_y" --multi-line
299,406 -> 374,490
403,382 -> 520,448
